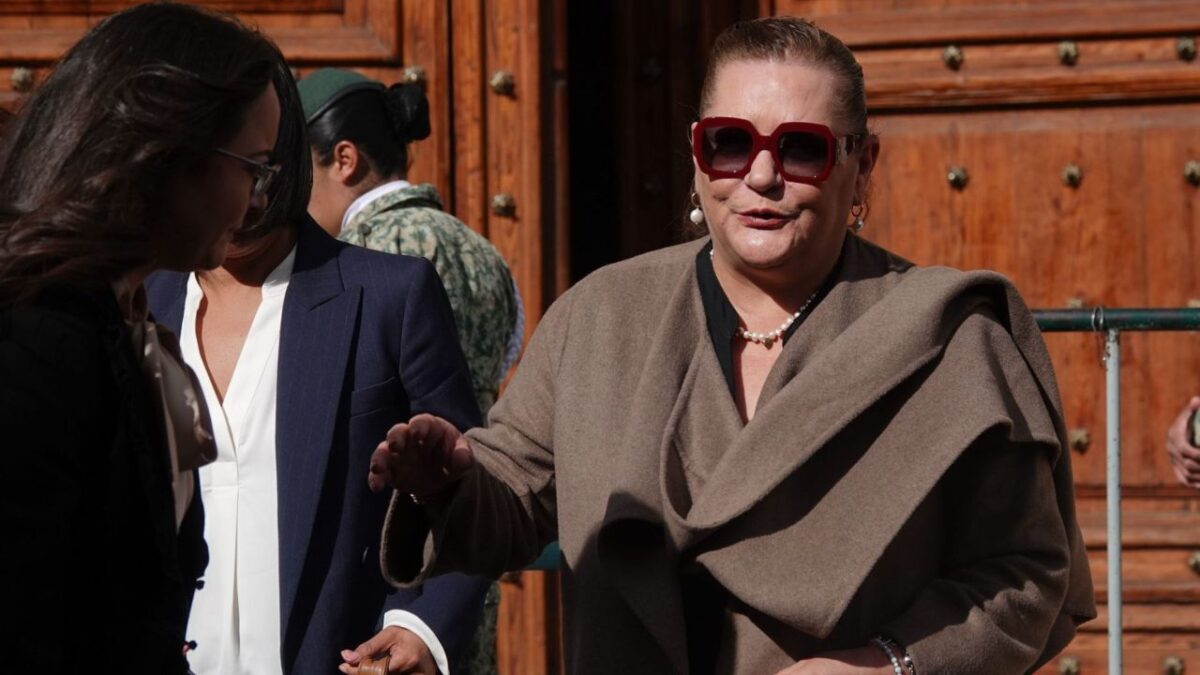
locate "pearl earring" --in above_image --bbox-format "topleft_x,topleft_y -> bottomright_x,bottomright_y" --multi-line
689,192 -> 705,225
849,202 -> 866,232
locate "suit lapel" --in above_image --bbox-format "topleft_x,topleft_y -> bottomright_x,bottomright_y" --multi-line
144,271 -> 188,335
275,220 -> 362,644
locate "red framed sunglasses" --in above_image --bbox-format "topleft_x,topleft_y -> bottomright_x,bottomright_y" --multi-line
692,116 -> 866,184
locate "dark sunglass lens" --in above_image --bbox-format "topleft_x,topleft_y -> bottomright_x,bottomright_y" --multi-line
704,126 -> 753,172
778,131 -> 830,177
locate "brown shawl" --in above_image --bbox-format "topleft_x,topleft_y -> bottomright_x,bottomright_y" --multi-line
382,234 -> 1095,674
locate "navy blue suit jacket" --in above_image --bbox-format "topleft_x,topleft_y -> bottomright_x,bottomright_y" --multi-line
146,218 -> 489,675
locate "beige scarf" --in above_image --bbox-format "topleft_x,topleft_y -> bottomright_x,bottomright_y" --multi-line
113,279 -> 217,528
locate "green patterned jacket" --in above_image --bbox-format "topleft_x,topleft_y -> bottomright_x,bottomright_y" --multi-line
339,183 -> 518,413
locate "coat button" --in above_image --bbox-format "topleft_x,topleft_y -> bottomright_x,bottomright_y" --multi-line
360,224 -> 373,236
195,579 -> 205,590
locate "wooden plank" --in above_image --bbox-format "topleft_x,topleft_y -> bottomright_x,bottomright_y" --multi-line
400,0 -> 451,198
866,63 -> 1200,111
88,0 -> 344,13
857,36 -> 1194,74
1078,508 -> 1200,548
1088,548 -> 1200,603
479,0 -> 563,671
0,1 -> 87,14
1078,605 -> 1200,633
857,36 -> 1200,109
1068,631 -> 1200,648
450,0 -> 487,233
0,0 -> 400,63
1078,485 -> 1200,500
778,0 -> 1200,48
0,16 -> 91,63
1038,631 -> 1200,675
249,0 -> 399,63
483,0 -> 549,330
496,571 -> 560,675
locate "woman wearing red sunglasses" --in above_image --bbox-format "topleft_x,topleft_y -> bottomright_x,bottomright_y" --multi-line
369,17 -> 1094,675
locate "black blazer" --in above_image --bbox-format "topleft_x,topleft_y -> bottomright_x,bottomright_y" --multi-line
0,285 -> 206,674
146,220 -> 489,675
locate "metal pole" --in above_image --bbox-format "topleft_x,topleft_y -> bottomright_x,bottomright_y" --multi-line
1034,307 -> 1200,332
1105,329 -> 1122,674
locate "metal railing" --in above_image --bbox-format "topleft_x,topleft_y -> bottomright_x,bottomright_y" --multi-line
525,307 -> 1200,674
1034,307 -> 1200,674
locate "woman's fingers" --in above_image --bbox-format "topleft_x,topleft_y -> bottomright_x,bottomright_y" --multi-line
369,415 -> 469,494
368,440 -> 394,492
446,436 -> 475,475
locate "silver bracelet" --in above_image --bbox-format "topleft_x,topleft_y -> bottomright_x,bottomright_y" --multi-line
903,652 -> 917,675
870,636 -> 904,675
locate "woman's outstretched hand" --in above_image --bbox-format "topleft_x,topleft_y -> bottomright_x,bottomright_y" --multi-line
368,414 -> 475,499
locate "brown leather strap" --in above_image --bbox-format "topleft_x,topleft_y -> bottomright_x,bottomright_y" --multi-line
358,654 -> 389,675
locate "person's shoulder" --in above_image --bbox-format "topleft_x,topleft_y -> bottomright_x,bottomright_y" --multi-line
2,286 -> 107,342
356,184 -> 458,234
364,200 -> 510,262
335,240 -> 449,315
371,202 -> 457,232
526,240 -> 702,339
0,286 -> 110,379
570,238 -> 705,301
901,264 -> 1023,305
338,240 -> 438,281
845,232 -> 1020,305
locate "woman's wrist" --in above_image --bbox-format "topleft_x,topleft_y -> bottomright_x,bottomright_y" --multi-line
870,636 -> 916,675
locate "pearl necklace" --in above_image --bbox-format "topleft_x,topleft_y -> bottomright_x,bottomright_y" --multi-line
737,290 -> 818,348
710,248 -> 818,348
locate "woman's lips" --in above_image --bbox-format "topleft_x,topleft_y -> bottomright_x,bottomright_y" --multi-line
737,211 -> 794,228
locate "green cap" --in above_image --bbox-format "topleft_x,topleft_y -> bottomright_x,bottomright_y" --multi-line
298,68 -> 385,124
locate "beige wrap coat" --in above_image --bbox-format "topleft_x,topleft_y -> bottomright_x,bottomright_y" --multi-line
382,235 -> 1096,674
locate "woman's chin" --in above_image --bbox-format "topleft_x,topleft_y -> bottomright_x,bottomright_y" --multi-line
729,240 -> 796,270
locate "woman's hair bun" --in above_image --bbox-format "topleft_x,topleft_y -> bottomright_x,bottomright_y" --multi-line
384,83 -> 431,143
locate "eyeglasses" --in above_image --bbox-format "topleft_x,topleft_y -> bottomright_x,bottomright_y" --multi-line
692,116 -> 866,184
214,147 -> 281,197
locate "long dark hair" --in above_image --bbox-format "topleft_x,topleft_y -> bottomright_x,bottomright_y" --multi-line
309,83 -> 430,178
0,2 -> 311,307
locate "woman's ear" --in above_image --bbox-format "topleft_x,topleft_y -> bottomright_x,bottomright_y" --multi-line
854,134 -> 881,203
332,140 -> 364,186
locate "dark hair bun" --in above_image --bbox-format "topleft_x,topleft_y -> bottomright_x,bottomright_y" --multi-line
384,83 -> 430,143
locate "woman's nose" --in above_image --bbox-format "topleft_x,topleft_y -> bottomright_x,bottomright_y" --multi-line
744,148 -> 783,191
